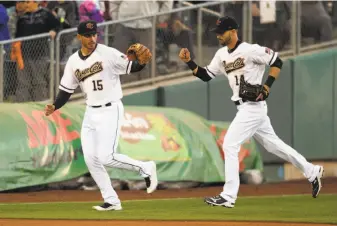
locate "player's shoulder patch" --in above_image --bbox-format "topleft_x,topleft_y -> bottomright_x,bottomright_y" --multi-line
265,47 -> 272,54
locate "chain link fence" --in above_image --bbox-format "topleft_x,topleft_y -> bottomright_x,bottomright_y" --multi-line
0,33 -> 54,103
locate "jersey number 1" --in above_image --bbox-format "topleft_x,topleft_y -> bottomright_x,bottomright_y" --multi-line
92,80 -> 103,91
235,75 -> 239,86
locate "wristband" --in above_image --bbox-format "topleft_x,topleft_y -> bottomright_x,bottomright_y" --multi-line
186,60 -> 198,71
265,75 -> 275,88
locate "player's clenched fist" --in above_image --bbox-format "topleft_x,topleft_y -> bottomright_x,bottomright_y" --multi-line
179,48 -> 191,63
45,104 -> 56,116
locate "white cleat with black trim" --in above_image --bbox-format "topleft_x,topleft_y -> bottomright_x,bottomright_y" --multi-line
145,161 -> 158,194
204,195 -> 235,208
311,165 -> 324,198
92,203 -> 122,211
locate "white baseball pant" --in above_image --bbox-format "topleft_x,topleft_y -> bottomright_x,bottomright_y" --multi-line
81,100 -> 153,205
220,101 -> 319,203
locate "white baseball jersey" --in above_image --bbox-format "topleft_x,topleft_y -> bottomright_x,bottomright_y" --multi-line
209,42 -> 319,205
59,43 -> 132,106
205,42 -> 278,101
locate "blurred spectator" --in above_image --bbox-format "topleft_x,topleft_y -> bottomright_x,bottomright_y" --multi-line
7,2 -> 27,39
156,14 -> 195,73
113,0 -> 174,80
323,1 -> 337,28
46,1 -> 78,28
78,0 -> 103,23
45,1 -> 79,61
165,14 -> 195,60
251,1 -> 286,51
281,1 -> 333,47
301,1 -> 333,43
1,3 -> 11,101
114,0 -> 174,52
14,0 -> 60,102
100,1 -> 120,21
99,1 -> 121,47
4,2 -> 27,102
0,4 -> 10,51
78,0 -> 104,43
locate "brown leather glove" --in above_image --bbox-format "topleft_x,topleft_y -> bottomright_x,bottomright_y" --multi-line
126,43 -> 152,65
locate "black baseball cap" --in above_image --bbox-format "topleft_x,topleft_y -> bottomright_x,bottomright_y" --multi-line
77,20 -> 97,36
210,16 -> 239,34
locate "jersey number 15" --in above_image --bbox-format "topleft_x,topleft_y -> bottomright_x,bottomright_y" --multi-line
92,79 -> 103,91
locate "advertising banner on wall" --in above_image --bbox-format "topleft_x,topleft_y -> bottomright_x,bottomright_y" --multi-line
0,103 -> 262,191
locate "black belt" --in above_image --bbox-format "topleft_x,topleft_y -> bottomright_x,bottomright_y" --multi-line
234,99 -> 248,106
90,102 -> 112,108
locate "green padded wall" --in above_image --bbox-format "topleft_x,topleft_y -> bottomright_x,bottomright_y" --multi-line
162,80 -> 208,119
293,50 -> 335,159
122,89 -> 157,106
208,75 -> 238,122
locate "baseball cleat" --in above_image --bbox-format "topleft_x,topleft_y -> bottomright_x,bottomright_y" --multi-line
204,195 -> 235,208
145,161 -> 158,194
311,166 -> 324,198
92,202 -> 122,211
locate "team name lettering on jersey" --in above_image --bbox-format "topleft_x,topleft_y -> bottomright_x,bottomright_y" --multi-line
75,61 -> 103,81
59,44 -> 134,105
223,57 -> 245,74
205,42 -> 278,102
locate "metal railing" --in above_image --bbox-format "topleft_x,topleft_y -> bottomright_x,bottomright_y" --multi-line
1,1 -> 337,103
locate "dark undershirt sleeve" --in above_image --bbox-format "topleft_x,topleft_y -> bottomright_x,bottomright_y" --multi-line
130,60 -> 145,73
53,89 -> 72,110
185,60 -> 213,82
194,67 -> 213,82
270,56 -> 283,69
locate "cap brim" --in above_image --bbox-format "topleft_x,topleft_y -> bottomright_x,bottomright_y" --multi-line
79,31 -> 97,36
210,27 -> 238,34
210,27 -> 225,34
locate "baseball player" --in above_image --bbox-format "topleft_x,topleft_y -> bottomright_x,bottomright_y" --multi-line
179,16 -> 324,208
44,20 -> 157,211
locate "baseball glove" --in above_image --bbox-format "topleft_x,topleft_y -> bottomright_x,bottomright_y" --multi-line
239,75 -> 265,101
126,43 -> 152,65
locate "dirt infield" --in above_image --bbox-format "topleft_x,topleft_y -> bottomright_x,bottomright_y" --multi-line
1,177 -> 337,226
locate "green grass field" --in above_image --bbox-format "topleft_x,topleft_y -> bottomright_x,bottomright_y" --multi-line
0,194 -> 336,224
